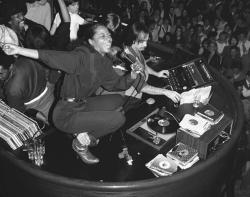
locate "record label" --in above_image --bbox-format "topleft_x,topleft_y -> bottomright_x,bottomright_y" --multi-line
188,119 -> 198,125
159,161 -> 171,169
204,109 -> 214,116
158,119 -> 170,127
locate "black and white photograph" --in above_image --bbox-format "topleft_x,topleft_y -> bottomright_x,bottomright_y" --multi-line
0,0 -> 250,196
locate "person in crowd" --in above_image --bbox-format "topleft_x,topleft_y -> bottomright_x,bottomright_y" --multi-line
168,6 -> 176,26
216,31 -> 228,55
173,25 -> 185,48
103,13 -> 122,49
162,32 -> 175,48
139,0 -> 151,16
241,46 -> 250,74
158,0 -> 166,20
3,27 -> 55,124
203,17 -> 212,35
198,38 -> 209,56
148,19 -> 160,42
221,46 -> 241,78
1,0 -> 71,124
135,9 -> 149,25
50,0 -> 87,41
1,0 -> 28,45
222,35 -> 239,58
204,40 -> 222,71
237,31 -> 250,57
241,71 -> 250,130
0,50 -> 15,99
1,0 -> 55,47
2,23 -> 144,165
158,17 -> 171,43
229,60 -> 245,90
122,22 -> 181,102
25,0 -> 52,31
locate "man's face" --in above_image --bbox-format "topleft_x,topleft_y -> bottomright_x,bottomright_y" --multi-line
9,12 -> 25,33
68,2 -> 79,14
134,33 -> 149,51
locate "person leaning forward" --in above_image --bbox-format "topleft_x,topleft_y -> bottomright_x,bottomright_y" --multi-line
2,23 -> 143,164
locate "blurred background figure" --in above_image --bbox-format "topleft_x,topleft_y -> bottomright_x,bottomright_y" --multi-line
50,0 -> 87,41
25,0 -> 52,31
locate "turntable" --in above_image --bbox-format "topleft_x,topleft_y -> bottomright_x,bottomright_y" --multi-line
126,107 -> 179,150
147,107 -> 179,134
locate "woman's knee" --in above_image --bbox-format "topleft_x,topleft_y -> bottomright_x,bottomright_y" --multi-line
105,94 -> 124,104
91,112 -> 126,138
118,111 -> 126,125
105,112 -> 125,135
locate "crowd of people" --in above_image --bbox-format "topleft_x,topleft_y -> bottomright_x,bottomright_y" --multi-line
0,0 -> 250,164
91,0 -> 250,131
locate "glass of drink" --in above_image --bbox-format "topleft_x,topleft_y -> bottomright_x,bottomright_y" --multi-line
193,95 -> 201,109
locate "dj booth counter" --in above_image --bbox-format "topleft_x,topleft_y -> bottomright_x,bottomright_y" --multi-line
0,45 -> 244,197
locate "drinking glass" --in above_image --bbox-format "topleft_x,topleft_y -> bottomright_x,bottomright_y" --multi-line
193,95 -> 201,109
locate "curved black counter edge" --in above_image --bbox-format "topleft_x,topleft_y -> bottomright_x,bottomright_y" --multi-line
0,60 -> 244,197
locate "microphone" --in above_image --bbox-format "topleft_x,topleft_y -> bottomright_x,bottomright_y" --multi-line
120,51 -> 134,64
119,51 -> 143,73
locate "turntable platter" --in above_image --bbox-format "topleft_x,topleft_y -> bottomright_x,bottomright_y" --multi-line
147,111 -> 179,134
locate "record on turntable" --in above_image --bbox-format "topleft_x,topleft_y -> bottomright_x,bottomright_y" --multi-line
126,108 -> 176,150
147,107 -> 179,134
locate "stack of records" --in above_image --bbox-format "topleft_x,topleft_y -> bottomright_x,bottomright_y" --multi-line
179,114 -> 211,137
196,104 -> 224,125
145,154 -> 178,177
0,100 -> 41,150
166,142 -> 199,169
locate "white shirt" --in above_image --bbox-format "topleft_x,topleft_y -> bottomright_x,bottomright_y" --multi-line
242,80 -> 250,97
25,2 -> 52,31
238,40 -> 250,57
216,41 -> 228,54
53,12 -> 86,40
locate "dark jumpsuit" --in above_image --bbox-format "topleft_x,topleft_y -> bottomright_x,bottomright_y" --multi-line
38,44 -> 143,138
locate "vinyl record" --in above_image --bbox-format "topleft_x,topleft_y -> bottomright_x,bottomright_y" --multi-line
147,113 -> 178,134
159,160 -> 171,170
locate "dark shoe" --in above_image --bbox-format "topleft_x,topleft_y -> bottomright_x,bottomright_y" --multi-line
73,133 -> 99,147
72,139 -> 99,164
88,134 -> 99,147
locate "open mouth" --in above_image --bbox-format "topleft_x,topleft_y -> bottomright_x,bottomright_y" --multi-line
19,21 -> 25,27
104,43 -> 111,50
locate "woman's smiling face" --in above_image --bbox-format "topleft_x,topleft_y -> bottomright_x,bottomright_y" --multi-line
89,26 -> 112,55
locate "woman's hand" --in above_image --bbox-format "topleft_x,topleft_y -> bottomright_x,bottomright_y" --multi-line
2,43 -> 20,56
163,89 -> 181,103
130,70 -> 138,79
131,62 -> 143,74
157,70 -> 169,78
2,44 -> 39,59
